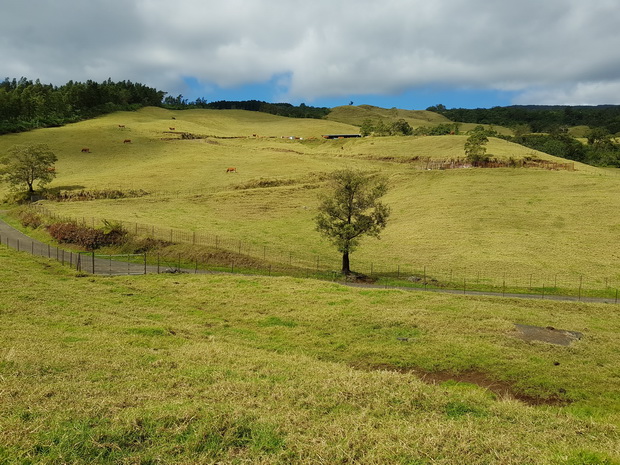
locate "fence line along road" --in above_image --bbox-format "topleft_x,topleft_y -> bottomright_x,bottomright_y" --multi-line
0,217 -> 209,276
1,217 -> 618,305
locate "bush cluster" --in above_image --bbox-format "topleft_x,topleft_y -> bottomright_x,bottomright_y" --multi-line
18,210 -> 43,229
44,188 -> 149,202
46,221 -> 127,250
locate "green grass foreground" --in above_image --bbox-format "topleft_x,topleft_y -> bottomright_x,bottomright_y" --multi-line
1,247 -> 619,464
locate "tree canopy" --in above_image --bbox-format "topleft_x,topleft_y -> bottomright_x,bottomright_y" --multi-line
315,169 -> 390,275
0,144 -> 57,193
0,77 -> 165,134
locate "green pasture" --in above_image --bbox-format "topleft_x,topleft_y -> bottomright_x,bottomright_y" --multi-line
1,246 -> 619,464
1,107 -> 619,289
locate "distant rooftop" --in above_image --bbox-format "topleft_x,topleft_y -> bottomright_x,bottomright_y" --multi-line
322,134 -> 362,139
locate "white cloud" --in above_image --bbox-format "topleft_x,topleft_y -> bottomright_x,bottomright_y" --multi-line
1,0 -> 620,104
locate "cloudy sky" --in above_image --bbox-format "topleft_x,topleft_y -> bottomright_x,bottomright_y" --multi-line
2,0 -> 620,109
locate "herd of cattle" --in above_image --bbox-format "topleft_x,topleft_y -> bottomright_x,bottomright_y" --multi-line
80,122 -> 237,173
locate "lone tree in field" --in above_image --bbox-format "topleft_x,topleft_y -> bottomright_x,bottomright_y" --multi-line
464,127 -> 490,166
0,144 -> 57,193
315,169 -> 390,275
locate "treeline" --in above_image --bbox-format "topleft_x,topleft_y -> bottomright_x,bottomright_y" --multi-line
508,132 -> 620,167
427,104 -> 620,134
469,125 -> 620,167
0,77 -> 165,134
162,96 -> 330,119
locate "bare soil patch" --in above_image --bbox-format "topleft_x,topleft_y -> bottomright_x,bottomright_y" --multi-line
354,363 -> 569,406
514,324 -> 583,346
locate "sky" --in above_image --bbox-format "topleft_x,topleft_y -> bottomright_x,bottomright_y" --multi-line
2,0 -> 620,109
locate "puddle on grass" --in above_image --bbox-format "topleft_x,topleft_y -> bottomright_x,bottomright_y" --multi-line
353,364 -> 570,406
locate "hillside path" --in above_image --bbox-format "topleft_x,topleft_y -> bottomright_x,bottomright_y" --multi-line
0,216 -> 617,304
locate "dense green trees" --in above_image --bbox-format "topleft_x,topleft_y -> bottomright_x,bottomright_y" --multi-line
428,104 -> 620,135
0,78 -> 165,134
187,100 -> 330,119
359,118 -> 413,136
315,169 -> 390,275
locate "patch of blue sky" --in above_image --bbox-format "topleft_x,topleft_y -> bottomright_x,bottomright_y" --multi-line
180,75 -> 520,110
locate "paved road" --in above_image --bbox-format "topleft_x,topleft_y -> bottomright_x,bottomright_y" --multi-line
1,216 -> 618,304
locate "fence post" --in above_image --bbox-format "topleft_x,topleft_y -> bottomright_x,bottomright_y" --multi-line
144,253 -> 147,275
157,254 -> 160,274
17,239 -> 19,252
91,251 -> 95,274
463,278 -> 466,294
578,275 -> 583,301
616,289 -> 618,305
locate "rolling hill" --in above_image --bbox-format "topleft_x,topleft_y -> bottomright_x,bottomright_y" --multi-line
1,106 -> 619,285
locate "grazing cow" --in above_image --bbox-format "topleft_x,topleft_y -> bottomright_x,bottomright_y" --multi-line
123,139 -> 131,143
81,148 -> 90,153
172,117 -> 176,120
118,124 -> 125,128
169,127 -> 175,130
226,167 -> 237,173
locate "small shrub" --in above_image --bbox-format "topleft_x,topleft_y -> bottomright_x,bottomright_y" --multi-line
18,209 -> 43,229
46,221 -> 128,250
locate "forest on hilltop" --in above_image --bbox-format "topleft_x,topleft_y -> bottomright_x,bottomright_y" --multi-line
0,78 -> 165,134
428,104 -> 620,134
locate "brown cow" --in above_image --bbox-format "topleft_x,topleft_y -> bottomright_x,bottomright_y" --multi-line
226,167 -> 237,173
118,124 -> 125,128
81,148 -> 90,153
169,127 -> 175,130
123,139 -> 131,143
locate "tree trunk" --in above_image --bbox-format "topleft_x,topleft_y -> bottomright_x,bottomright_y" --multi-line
341,251 -> 351,275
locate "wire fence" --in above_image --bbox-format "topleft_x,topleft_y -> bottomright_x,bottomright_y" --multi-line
16,205 -> 620,302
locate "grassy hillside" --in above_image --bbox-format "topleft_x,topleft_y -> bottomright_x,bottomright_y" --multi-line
326,104 -> 451,127
1,246 -> 619,464
1,107 -> 619,286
